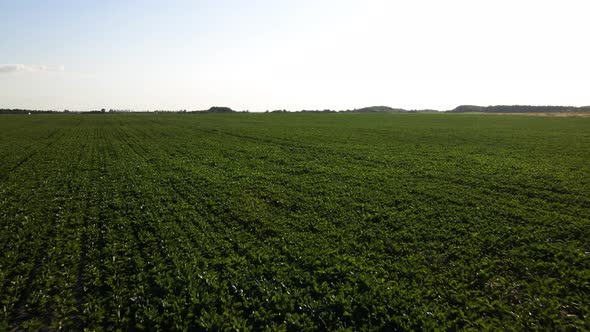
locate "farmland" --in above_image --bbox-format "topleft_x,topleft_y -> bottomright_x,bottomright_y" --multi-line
0,113 -> 589,330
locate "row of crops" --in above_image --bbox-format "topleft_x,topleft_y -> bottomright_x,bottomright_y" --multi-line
1,113 -> 589,330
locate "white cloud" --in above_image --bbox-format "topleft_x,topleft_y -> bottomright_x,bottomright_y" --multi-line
0,64 -> 64,74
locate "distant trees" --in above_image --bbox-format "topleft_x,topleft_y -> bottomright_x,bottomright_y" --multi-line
349,106 -> 406,113
2,105 -> 587,115
108,109 -> 132,113
206,106 -> 234,113
448,105 -> 590,113
300,109 -> 336,113
0,109 -> 57,114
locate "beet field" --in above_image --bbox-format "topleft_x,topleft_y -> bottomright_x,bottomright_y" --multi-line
1,113 -> 589,330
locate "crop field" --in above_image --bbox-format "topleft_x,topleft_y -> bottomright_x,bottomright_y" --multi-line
0,113 -> 589,330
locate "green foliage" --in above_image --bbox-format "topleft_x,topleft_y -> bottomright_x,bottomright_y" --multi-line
206,106 -> 235,113
448,105 -> 590,113
0,113 -> 589,330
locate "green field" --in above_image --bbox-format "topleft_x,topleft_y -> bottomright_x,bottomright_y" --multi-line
1,113 -> 589,330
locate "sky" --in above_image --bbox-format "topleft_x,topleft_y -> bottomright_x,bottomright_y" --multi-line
1,0 -> 589,112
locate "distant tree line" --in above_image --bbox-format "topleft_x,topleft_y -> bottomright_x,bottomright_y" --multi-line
0,106 -> 238,114
448,105 -> 590,113
0,109 -> 59,114
175,106 -> 236,113
202,106 -> 234,113
3,105 -> 589,115
341,106 -> 438,113
300,109 -> 337,113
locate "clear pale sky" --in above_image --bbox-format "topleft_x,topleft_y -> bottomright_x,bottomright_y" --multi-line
1,0 -> 589,111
